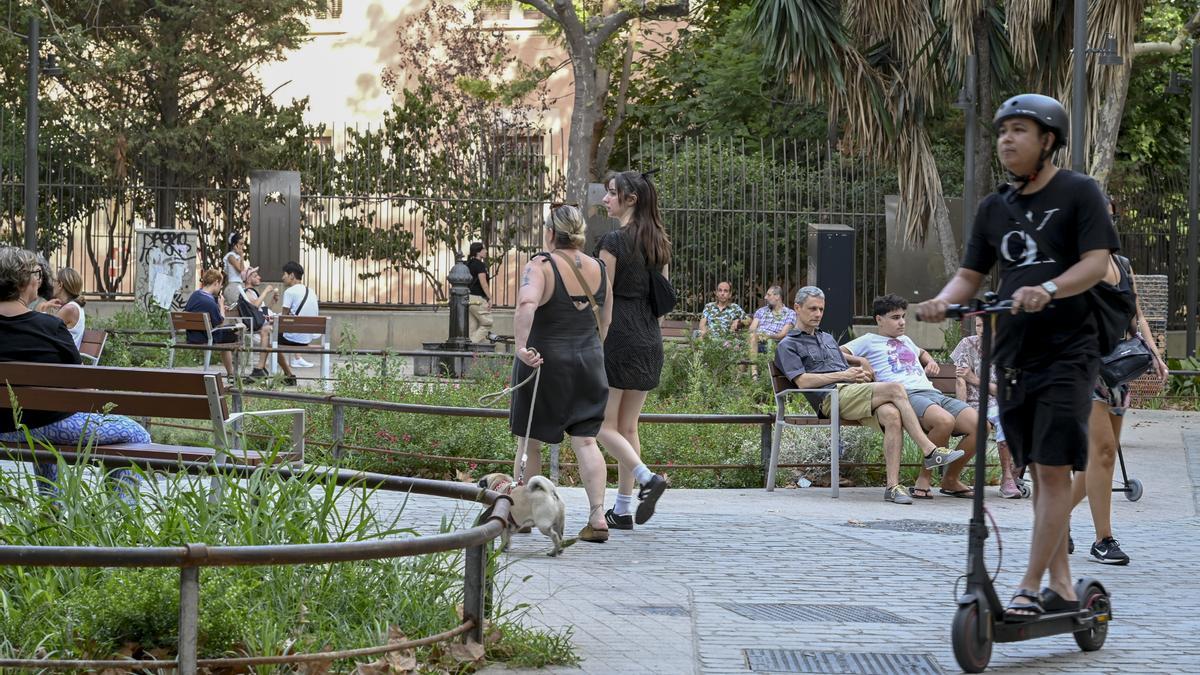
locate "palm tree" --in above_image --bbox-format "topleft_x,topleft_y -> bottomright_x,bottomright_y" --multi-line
746,0 -> 1150,275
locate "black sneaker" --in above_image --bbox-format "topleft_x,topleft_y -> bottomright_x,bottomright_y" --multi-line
282,375 -> 297,386
1090,536 -> 1130,565
605,508 -> 633,530
634,474 -> 667,525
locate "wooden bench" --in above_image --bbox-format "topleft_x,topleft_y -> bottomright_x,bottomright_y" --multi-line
661,319 -> 697,340
0,362 -> 304,467
168,311 -> 247,372
764,361 -> 960,497
79,329 -> 107,365
269,315 -> 333,391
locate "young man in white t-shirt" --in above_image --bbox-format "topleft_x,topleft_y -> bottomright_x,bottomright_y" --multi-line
279,261 -> 319,382
842,294 -> 978,499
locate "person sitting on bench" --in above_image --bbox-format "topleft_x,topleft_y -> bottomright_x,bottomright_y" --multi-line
774,285 -> 964,505
842,294 -> 978,500
0,246 -> 149,502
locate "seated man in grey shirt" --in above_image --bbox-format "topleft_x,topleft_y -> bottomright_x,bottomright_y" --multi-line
774,286 -> 964,504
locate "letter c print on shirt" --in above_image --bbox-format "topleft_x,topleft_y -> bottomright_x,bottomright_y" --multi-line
1000,207 -> 1061,268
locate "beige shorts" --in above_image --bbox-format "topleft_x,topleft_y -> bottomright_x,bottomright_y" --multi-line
819,383 -> 881,431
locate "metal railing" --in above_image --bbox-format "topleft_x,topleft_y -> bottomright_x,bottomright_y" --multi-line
0,449 -> 512,673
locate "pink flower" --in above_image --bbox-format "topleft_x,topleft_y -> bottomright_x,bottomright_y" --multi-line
402,433 -> 412,443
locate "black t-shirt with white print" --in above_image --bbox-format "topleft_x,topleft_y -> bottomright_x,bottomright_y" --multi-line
961,169 -> 1119,370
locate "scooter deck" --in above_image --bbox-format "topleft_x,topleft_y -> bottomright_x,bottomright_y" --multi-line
994,608 -> 1103,643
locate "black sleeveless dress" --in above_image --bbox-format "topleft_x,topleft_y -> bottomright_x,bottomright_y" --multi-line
595,230 -> 663,391
509,252 -> 610,443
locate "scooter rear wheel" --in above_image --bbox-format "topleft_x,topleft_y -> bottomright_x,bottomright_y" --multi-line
1074,583 -> 1111,651
1124,478 -> 1143,502
952,603 -> 992,673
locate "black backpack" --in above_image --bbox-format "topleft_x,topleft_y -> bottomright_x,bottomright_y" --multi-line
996,184 -> 1135,356
236,292 -> 266,332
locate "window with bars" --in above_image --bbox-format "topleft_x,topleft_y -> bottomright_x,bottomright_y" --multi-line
315,0 -> 343,20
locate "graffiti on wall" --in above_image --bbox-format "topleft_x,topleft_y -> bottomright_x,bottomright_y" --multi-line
134,228 -> 197,311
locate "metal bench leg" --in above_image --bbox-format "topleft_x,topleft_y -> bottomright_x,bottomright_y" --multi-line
765,421 -> 783,492
830,396 -> 840,499
322,348 -> 332,392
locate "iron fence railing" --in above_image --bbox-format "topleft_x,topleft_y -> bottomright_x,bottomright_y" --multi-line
3,123 -> 896,317
1110,164 -> 1190,329
0,450 -> 511,673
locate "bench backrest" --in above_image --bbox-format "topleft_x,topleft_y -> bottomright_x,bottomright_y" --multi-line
171,311 -> 213,334
928,363 -> 958,396
768,359 -> 958,397
79,329 -> 107,363
0,362 -> 227,421
661,319 -> 693,339
277,314 -> 328,336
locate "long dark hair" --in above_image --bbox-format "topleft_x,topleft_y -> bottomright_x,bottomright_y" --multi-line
607,170 -> 671,269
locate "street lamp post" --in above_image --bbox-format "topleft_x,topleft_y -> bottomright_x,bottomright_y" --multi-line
1071,0 -> 1123,172
24,17 -> 39,252
1166,47 -> 1199,358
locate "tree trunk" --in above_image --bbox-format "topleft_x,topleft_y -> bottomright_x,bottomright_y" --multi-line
566,44 -> 599,204
1089,60 -> 1134,191
592,20 -> 638,180
931,188 -> 960,280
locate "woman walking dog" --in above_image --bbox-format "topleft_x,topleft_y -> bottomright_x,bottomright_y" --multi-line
509,205 -> 615,542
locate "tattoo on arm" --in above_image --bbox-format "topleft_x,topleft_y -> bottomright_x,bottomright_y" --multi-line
520,267 -> 532,287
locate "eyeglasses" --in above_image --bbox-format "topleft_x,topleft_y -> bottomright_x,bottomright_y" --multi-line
29,267 -> 43,278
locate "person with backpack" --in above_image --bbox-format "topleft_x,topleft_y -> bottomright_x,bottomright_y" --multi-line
1068,197 -> 1169,565
237,266 -> 279,381
916,94 -> 1119,620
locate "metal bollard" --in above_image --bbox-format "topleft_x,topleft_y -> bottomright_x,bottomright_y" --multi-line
760,422 -> 772,478
177,565 -> 200,675
549,443 -> 560,482
331,403 -> 345,460
463,540 -> 487,644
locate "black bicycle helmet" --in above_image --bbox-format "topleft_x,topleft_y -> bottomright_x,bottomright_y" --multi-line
993,93 -> 1068,150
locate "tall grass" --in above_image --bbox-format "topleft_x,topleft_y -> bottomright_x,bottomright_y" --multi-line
0,447 -> 575,668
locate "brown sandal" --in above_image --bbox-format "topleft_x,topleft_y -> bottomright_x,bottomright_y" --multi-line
578,524 -> 610,543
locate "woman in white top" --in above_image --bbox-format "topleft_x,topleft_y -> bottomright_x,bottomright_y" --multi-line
223,232 -> 247,307
52,267 -> 86,349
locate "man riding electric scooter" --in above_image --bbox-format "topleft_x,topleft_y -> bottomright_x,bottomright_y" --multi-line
917,93 -> 1120,668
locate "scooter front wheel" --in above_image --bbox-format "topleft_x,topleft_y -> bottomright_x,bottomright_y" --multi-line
952,602 -> 992,673
1124,478 -> 1143,502
1074,583 -> 1111,651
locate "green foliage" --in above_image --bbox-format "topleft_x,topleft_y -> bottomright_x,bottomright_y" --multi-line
1166,357 -> 1200,397
303,1 -> 553,300
1116,2 -> 1193,175
617,3 -> 828,145
0,452 -> 574,667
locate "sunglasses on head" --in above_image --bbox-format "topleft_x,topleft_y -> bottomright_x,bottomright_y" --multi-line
550,201 -> 579,209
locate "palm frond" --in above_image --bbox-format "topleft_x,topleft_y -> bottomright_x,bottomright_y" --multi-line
941,0 -> 988,58
746,0 -> 851,90
1004,0 -> 1053,71
895,119 -> 945,245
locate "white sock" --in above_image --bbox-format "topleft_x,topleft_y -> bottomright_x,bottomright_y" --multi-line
613,493 -> 633,516
634,463 -> 655,485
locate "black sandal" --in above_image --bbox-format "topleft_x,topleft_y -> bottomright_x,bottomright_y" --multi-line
1040,587 -> 1079,613
1005,589 -> 1044,621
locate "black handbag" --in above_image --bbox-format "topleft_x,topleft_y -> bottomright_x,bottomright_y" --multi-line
1099,335 -> 1153,388
648,268 -> 676,318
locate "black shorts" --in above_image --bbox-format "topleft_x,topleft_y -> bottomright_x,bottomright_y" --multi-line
277,335 -> 310,347
997,357 -> 1097,472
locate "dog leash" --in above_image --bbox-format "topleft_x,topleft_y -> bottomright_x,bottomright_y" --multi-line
479,348 -> 542,485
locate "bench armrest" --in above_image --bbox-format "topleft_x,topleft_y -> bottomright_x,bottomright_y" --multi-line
224,408 -> 305,462
774,387 -> 837,421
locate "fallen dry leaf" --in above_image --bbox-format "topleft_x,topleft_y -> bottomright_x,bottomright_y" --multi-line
455,469 -> 475,484
352,658 -> 391,675
447,639 -> 485,664
296,654 -> 334,675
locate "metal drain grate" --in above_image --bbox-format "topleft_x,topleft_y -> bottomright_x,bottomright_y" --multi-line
849,519 -> 970,536
744,649 -> 944,674
721,603 -> 911,624
607,604 -> 690,617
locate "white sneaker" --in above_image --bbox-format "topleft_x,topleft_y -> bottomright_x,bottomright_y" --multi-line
291,357 -> 314,368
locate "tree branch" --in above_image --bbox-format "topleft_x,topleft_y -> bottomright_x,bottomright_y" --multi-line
1133,8 -> 1200,57
552,0 -> 586,46
520,0 -> 559,24
593,0 -> 687,47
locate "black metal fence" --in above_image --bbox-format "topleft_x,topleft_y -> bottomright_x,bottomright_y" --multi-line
2,124 -> 899,317
1109,164 -> 1190,329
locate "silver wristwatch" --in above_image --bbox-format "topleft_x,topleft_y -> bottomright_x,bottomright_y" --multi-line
1040,281 -> 1058,298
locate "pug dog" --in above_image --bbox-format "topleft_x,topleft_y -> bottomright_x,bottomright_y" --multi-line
477,473 -> 567,557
